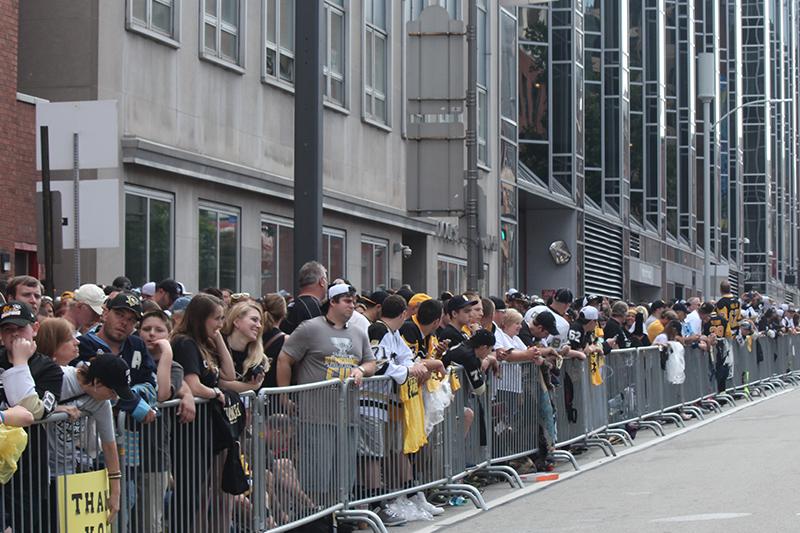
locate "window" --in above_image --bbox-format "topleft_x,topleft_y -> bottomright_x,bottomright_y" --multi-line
261,216 -> 346,294
324,0 -> 347,106
128,0 -> 178,42
264,0 -> 295,84
405,0 -> 460,20
477,0 -> 489,165
437,255 -> 467,296
201,0 -> 243,66
199,203 -> 239,290
363,0 -> 389,124
124,187 -> 173,287
361,236 -> 388,292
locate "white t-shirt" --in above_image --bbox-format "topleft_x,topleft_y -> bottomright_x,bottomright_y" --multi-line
653,333 -> 669,345
348,309 -> 371,335
686,310 -> 702,335
494,328 -> 526,393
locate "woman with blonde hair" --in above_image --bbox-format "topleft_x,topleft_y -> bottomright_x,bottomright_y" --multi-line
221,300 -> 269,392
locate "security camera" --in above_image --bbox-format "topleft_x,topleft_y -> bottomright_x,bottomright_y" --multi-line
402,246 -> 413,258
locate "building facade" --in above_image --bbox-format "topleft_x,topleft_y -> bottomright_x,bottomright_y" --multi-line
15,0 -> 800,302
0,0 -> 39,281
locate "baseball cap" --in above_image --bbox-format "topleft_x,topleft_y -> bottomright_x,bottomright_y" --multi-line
170,296 -> 192,313
60,291 -> 75,300
0,301 -> 36,327
360,290 -> 389,307
531,310 -> 559,336
672,302 -> 689,314
106,291 -> 143,319
582,294 -> 602,306
74,283 -> 106,316
329,284 -> 357,300
507,291 -> 529,304
579,306 -> 599,321
554,288 -> 574,304
445,295 -> 479,315
140,282 -> 156,297
408,293 -> 432,307
650,299 -> 666,312
156,279 -> 183,300
489,296 -> 507,311
84,354 -> 135,401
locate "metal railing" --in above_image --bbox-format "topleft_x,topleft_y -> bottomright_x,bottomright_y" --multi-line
3,334 -> 800,532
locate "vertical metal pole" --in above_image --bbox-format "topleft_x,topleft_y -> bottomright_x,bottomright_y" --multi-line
704,100 -> 712,300
293,0 -> 323,294
72,132 -> 81,289
466,0 -> 481,292
40,126 -> 54,297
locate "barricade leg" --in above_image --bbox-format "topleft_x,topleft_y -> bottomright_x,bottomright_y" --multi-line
336,509 -> 391,533
550,449 -> 579,470
636,419 -> 666,436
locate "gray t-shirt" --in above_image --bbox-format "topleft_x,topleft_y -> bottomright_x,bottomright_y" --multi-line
49,365 -> 115,476
282,316 -> 374,384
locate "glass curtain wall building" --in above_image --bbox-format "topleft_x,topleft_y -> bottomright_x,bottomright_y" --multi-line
510,0 -> 800,302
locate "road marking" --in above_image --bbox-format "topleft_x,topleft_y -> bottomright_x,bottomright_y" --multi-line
651,513 -> 751,523
412,386 -> 796,533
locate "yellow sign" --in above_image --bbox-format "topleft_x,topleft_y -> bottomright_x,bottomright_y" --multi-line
56,469 -> 112,532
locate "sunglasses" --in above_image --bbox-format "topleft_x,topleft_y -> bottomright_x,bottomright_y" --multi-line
230,292 -> 251,302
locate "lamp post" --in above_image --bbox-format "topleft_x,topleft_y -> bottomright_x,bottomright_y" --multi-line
697,53 -> 715,300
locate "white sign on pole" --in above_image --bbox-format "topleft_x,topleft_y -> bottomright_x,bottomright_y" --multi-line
35,100 -> 119,170
35,179 -> 120,249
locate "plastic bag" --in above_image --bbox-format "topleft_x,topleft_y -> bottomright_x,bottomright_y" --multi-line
665,341 -> 686,384
422,372 -> 453,436
0,424 -> 29,485
387,497 -> 433,522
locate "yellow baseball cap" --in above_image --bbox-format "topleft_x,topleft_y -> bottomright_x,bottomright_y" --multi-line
409,293 -> 432,307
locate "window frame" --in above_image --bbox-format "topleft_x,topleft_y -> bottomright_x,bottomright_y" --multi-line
198,201 -> 241,290
362,0 -> 391,128
260,215 -> 347,294
323,0 -> 349,111
262,0 -> 296,89
126,0 -> 181,47
436,254 -> 468,296
199,0 -> 246,73
360,235 -> 389,292
124,185 -> 175,286
476,0 -> 489,167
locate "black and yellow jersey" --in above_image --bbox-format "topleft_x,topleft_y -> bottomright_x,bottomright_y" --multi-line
716,294 -> 740,337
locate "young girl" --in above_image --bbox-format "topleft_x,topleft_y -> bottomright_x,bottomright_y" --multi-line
36,317 -> 79,365
220,301 -> 269,392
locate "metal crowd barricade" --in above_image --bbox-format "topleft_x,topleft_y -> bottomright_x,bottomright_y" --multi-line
0,411 -> 112,532
488,361 -> 539,465
604,348 -> 666,436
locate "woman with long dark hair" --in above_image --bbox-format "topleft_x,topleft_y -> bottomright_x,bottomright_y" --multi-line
170,294 -> 235,531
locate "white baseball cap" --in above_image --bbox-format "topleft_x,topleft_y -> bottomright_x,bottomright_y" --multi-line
74,284 -> 106,316
140,282 -> 156,297
579,305 -> 599,321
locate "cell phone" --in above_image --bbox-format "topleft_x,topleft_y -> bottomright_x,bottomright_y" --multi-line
246,364 -> 266,381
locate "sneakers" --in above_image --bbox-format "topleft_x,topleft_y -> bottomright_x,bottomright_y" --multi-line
411,492 -> 444,516
374,504 -> 407,527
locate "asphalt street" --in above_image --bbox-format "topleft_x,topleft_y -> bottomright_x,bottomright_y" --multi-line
439,387 -> 800,532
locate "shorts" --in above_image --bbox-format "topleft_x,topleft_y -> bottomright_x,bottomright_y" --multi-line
357,414 -> 403,458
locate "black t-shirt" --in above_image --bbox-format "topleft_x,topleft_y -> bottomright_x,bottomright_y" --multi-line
437,323 -> 469,348
171,335 -> 219,388
261,327 -> 285,388
400,318 -> 436,359
280,294 -> 322,334
442,344 -> 485,395
517,320 -> 534,347
604,317 -> 632,349
716,295 -> 740,335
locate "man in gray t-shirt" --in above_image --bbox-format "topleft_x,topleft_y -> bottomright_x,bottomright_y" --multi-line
278,284 -> 376,386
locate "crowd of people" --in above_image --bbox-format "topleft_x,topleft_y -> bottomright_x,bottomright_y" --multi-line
0,265 -> 797,531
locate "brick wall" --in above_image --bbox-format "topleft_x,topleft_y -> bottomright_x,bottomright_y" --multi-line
0,0 -> 39,279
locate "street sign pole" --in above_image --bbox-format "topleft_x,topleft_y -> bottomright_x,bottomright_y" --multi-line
466,0 -> 481,292
40,126 -> 54,297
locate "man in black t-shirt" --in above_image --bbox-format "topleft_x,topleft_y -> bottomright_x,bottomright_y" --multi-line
280,261 -> 327,334
442,329 -> 498,395
715,280 -> 740,337
437,295 -> 478,347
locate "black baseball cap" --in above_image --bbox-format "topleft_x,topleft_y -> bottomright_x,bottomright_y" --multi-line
106,291 -> 143,319
0,301 -> 36,327
156,279 -> 183,299
554,288 -> 574,304
445,295 -> 479,314
360,290 -> 389,307
489,296 -> 507,311
84,354 -> 136,401
532,310 -> 559,336
507,291 -> 529,304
